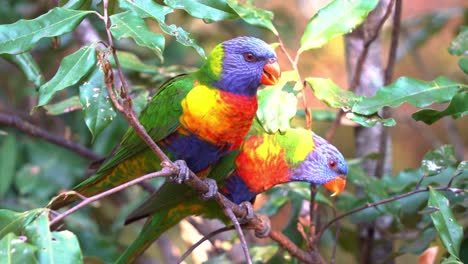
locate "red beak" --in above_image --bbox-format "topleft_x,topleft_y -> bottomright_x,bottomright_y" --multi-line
261,60 -> 281,85
323,175 -> 346,196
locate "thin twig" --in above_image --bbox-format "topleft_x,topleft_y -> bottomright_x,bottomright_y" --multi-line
374,0 -> 402,178
330,207 -> 341,264
178,226 -> 234,264
415,173 -> 427,190
220,204 -> 252,264
276,36 -> 311,129
309,184 -> 318,241
101,0 -> 170,164
269,230 -> 326,264
0,111 -> 100,160
49,168 -> 173,227
316,186 -> 464,240
187,218 -> 225,252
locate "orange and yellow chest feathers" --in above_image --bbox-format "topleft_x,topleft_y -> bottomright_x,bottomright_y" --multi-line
234,135 -> 290,193
179,84 -> 258,150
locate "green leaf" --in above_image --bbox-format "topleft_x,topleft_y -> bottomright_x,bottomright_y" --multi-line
306,78 -> 361,108
164,0 -> 237,23
458,57 -> 468,74
428,188 -> 463,259
441,256 -> 464,264
0,135 -> 17,197
118,0 -> 173,23
110,51 -> 158,74
0,209 -> 43,238
36,44 -> 97,108
448,26 -> 468,56
110,11 -> 165,61
43,96 -> 82,115
0,7 -> 93,54
61,0 -> 93,10
257,82 -> 297,133
421,145 -> 458,176
306,78 -> 395,127
24,212 -> 83,264
226,0 -> 278,35
352,77 -> 464,115
299,0 -> 378,53
118,0 -> 205,57
1,53 -> 44,87
79,68 -> 116,140
412,91 -> 468,124
158,23 -> 206,58
0,233 -> 38,264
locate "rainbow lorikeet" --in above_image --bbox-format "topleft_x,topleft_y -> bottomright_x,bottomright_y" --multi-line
116,124 -> 347,263
49,36 -> 280,209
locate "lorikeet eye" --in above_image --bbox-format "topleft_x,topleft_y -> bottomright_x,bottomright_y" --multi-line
243,52 -> 256,62
328,159 -> 337,169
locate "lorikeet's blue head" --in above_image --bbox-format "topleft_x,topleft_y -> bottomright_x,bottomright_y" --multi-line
206,36 -> 280,96
291,133 -> 347,196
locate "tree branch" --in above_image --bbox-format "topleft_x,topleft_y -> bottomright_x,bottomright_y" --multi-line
325,0 -> 396,141
269,230 -> 326,264
178,225 -> 235,264
0,111 -> 100,161
316,185 -> 464,240
49,168 -> 173,227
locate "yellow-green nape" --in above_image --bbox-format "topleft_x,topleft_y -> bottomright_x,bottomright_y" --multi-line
205,44 -> 224,79
274,128 -> 315,166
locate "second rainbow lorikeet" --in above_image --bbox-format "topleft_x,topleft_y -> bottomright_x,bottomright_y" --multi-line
115,123 -> 347,263
49,36 -> 280,209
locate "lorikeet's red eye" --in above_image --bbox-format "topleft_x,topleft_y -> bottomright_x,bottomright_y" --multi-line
328,160 -> 337,169
244,52 -> 256,62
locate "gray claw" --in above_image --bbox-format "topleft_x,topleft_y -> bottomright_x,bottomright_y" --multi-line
239,201 -> 255,223
201,178 -> 218,200
171,160 -> 191,184
254,214 -> 271,238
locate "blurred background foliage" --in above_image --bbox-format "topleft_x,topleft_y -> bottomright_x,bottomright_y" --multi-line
0,0 -> 467,263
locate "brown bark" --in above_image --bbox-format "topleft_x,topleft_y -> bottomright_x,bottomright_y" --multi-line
345,0 -> 394,263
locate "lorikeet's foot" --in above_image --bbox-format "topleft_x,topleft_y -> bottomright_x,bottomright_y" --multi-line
254,214 -> 271,238
239,201 -> 255,223
200,178 -> 218,200
171,160 -> 191,184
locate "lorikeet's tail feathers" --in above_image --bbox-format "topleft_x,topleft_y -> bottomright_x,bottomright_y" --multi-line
125,183 -> 196,225
117,202 -> 206,264
116,210 -> 178,264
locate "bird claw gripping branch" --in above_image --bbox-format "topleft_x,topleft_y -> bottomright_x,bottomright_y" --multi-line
200,178 -> 218,200
170,160 -> 191,184
239,201 -> 255,223
253,214 -> 271,238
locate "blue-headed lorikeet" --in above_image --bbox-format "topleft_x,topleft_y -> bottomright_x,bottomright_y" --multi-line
116,123 -> 347,263
49,36 -> 280,209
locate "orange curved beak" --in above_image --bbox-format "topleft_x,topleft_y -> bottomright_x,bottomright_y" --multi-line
261,61 -> 280,85
323,175 -> 346,197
